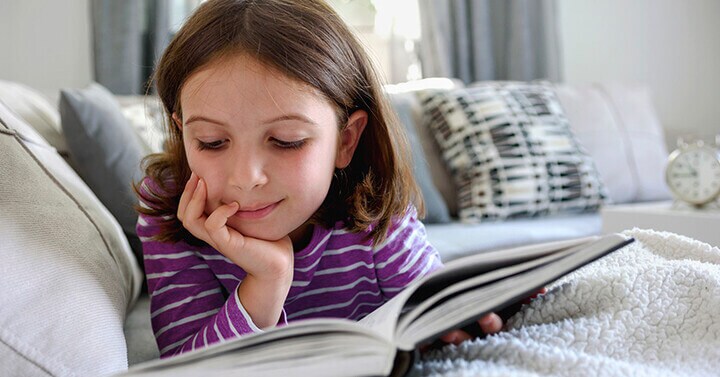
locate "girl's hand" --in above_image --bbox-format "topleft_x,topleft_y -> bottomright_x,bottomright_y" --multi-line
178,172 -> 293,328
439,312 -> 502,345
177,172 -> 294,280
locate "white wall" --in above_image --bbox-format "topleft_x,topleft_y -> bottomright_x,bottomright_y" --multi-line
558,0 -> 720,147
0,0 -> 93,99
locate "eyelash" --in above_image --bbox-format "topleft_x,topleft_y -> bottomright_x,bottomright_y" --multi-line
195,138 -> 306,151
272,138 -> 306,149
196,140 -> 226,151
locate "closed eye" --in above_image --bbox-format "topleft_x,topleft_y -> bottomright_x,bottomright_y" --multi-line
271,138 -> 306,150
196,139 -> 227,151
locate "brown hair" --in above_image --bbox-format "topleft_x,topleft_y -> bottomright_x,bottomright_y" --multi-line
135,0 -> 423,245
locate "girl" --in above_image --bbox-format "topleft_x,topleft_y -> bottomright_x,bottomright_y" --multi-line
136,0 -> 504,359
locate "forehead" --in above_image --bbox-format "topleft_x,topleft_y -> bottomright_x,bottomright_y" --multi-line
179,53 -> 336,123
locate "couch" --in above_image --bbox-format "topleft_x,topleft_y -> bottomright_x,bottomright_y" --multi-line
0,77 -> 672,376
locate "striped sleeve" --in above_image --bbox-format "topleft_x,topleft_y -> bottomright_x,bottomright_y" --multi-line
373,206 -> 444,299
137,180 -> 263,358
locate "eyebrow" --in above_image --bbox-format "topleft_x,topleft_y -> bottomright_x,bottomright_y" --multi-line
262,114 -> 319,127
184,115 -> 226,127
184,113 -> 319,127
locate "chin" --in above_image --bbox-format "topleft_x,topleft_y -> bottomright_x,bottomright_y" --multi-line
248,231 -> 287,242
227,220 -> 289,242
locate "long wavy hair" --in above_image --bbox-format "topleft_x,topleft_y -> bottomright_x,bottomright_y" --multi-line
135,0 -> 423,246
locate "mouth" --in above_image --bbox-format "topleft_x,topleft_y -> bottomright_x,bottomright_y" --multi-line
232,200 -> 282,220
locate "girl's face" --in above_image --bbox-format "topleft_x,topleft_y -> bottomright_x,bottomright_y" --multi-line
176,54 -> 365,246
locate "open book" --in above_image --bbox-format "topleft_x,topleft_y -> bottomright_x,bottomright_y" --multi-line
119,233 -> 633,377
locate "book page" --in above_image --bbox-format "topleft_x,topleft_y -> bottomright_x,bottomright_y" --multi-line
394,234 -> 632,349
404,236 -> 598,309
357,284 -> 417,338
395,245 -> 577,334
124,333 -> 395,377
121,318 -> 393,376
356,236 -> 597,343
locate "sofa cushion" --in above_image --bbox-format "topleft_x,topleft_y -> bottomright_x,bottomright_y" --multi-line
419,81 -> 606,222
60,83 -> 147,262
554,83 -> 671,203
0,80 -> 68,158
124,294 -> 159,365
425,213 -> 602,262
0,99 -> 143,376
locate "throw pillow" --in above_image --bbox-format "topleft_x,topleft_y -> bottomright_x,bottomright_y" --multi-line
0,99 -> 143,375
60,83 -> 146,263
419,81 -> 606,222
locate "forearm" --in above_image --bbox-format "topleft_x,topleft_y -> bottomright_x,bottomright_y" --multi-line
237,273 -> 292,329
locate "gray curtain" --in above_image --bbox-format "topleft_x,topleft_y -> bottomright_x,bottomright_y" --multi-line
418,0 -> 562,84
91,0 -> 172,95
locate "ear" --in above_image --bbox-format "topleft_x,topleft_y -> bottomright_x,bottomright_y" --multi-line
335,109 -> 367,169
172,112 -> 183,131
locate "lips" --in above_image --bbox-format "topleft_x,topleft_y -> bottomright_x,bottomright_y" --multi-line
232,200 -> 281,220
238,203 -> 275,212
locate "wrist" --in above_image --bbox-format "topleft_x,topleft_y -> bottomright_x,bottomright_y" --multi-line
245,258 -> 294,282
237,273 -> 292,329
243,269 -> 293,290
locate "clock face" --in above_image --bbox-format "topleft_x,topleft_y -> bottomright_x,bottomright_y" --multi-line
665,145 -> 720,205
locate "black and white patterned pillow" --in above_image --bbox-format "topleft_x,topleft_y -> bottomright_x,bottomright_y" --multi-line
418,81 -> 606,222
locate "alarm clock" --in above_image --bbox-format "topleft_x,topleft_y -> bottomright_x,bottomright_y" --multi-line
665,138 -> 720,206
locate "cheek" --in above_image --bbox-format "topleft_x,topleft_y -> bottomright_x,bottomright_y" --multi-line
185,149 -> 224,206
290,148 -> 336,191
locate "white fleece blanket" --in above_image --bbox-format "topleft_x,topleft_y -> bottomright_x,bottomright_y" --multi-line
411,229 -> 720,377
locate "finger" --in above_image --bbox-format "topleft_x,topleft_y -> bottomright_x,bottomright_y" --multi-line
440,330 -> 459,343
205,202 -> 243,249
185,177 -> 206,219
478,312 -> 503,334
455,331 -> 472,343
182,177 -> 210,238
440,330 -> 471,345
177,172 -> 199,221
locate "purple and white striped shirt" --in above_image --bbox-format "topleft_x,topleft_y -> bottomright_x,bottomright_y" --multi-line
137,187 -> 443,358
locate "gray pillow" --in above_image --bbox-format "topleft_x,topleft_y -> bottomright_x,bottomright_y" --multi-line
60,83 -> 146,262
388,93 -> 451,223
0,99 -> 142,376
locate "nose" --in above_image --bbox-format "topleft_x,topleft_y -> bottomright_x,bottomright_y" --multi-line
227,146 -> 268,191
